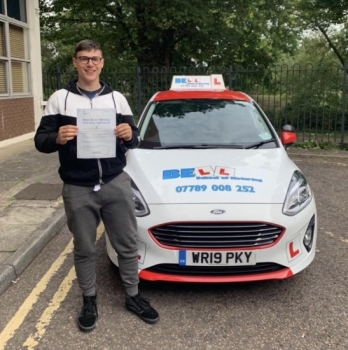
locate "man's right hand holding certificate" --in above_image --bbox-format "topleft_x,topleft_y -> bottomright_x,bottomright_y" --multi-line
115,123 -> 133,141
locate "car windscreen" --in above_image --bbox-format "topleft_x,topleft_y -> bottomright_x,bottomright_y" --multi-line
138,99 -> 276,149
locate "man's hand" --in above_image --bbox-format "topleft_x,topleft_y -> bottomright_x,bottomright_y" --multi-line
56,125 -> 78,145
115,123 -> 133,141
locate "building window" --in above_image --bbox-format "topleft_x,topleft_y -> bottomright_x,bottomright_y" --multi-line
10,24 -> 25,59
0,60 -> 7,94
7,0 -> 27,23
0,21 -> 8,94
10,24 -> 29,94
0,1 -> 30,96
0,21 -> 6,56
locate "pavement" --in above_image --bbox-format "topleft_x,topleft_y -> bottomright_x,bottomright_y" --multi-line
1,139 -> 348,296
0,139 -> 65,295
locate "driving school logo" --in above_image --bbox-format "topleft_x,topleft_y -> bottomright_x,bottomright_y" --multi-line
163,166 -> 235,180
162,166 -> 263,183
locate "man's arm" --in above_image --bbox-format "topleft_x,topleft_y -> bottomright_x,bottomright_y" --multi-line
114,92 -> 140,149
34,94 -> 61,154
35,92 -> 79,153
116,114 -> 140,149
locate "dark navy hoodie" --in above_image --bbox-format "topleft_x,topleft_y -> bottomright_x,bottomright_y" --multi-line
35,80 -> 140,186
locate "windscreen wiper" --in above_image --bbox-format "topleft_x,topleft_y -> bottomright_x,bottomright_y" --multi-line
245,139 -> 277,149
154,144 -> 244,149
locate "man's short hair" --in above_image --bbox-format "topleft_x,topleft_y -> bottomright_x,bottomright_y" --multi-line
74,40 -> 102,57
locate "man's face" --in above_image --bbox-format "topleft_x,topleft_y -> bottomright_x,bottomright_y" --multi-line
72,49 -> 104,86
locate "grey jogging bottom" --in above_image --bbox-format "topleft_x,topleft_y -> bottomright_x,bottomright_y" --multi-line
62,171 -> 139,297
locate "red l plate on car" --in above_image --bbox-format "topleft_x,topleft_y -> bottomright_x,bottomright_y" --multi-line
178,250 -> 257,266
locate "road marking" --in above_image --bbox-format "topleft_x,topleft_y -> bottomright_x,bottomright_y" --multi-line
22,225 -> 104,349
0,224 -> 104,350
23,266 -> 76,349
0,240 -> 74,350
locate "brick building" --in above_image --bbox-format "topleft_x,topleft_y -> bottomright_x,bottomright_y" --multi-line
0,0 -> 42,146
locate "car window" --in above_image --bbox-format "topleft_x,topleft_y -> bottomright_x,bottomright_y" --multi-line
139,99 -> 274,148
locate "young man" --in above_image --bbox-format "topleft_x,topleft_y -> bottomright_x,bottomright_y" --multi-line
35,39 -> 159,332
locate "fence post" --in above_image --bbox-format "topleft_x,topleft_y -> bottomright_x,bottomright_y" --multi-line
228,65 -> 232,90
137,67 -> 142,119
56,67 -> 61,90
340,62 -> 347,149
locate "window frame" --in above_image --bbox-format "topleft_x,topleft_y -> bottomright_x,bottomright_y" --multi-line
0,0 -> 30,97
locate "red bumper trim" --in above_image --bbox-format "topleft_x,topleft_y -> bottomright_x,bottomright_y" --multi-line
139,268 -> 293,283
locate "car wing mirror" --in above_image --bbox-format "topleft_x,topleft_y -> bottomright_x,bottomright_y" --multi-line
281,124 -> 297,149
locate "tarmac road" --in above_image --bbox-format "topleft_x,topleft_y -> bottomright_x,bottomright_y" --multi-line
0,154 -> 347,350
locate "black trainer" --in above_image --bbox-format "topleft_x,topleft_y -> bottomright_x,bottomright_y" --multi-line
78,294 -> 98,332
126,293 -> 159,324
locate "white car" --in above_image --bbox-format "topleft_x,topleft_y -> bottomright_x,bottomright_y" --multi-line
107,75 -> 317,283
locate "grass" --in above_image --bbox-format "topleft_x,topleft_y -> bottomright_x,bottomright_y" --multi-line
277,128 -> 348,150
290,140 -> 348,150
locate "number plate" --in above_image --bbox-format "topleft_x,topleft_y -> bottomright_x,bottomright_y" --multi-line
179,250 -> 256,266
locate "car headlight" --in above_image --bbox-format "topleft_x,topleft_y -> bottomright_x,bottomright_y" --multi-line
283,170 -> 312,216
131,180 -> 150,217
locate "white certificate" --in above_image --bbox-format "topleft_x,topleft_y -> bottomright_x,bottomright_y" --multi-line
76,109 -> 116,159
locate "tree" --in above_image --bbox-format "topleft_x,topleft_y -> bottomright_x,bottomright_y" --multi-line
40,0 -> 300,68
293,0 -> 348,65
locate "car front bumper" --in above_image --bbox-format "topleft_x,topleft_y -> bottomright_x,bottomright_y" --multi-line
106,200 -> 317,283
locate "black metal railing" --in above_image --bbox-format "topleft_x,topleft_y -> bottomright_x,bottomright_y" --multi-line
42,63 -> 348,146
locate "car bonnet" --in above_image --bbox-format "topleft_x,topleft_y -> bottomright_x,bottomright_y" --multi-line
125,148 -> 298,205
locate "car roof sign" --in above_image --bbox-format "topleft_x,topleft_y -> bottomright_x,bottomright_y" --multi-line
170,74 -> 226,90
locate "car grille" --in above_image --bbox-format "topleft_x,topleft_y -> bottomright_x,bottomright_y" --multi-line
146,263 -> 286,276
150,223 -> 283,249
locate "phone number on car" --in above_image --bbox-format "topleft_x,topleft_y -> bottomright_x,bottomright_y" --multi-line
175,185 -> 255,193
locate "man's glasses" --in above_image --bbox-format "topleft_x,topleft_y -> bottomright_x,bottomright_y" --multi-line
76,56 -> 103,64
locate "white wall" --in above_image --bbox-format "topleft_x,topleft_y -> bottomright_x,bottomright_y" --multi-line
27,0 -> 43,131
